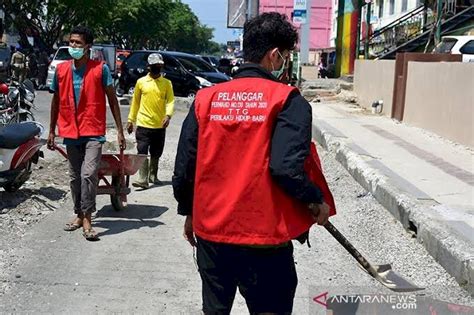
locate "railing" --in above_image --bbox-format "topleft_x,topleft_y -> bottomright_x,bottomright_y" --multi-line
366,5 -> 432,58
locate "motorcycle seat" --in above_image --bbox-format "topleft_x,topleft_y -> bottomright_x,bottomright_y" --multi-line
0,122 -> 40,149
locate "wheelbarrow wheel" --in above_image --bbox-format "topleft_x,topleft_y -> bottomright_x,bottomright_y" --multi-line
111,176 -> 127,211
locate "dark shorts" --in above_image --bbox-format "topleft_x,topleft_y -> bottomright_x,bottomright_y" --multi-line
196,236 -> 297,315
135,126 -> 166,158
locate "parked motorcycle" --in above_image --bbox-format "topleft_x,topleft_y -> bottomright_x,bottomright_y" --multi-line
0,79 -> 36,125
0,122 -> 45,192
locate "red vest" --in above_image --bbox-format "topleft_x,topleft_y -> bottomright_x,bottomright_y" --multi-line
56,60 -> 106,139
194,77 -> 324,245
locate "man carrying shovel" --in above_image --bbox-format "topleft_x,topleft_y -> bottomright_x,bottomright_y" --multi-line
173,13 -> 330,314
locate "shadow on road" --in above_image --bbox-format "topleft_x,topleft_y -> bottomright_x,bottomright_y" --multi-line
0,186 -> 67,212
93,204 -> 168,238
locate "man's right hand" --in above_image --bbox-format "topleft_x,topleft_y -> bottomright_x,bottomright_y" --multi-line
126,122 -> 134,134
47,132 -> 56,150
183,215 -> 196,247
309,202 -> 330,226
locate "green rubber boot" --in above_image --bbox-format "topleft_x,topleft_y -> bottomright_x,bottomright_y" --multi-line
148,157 -> 163,185
132,158 -> 149,189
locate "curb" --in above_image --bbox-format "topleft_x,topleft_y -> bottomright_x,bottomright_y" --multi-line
312,120 -> 474,295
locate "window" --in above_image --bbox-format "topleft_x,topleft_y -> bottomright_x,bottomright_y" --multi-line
378,0 -> 384,18
389,0 -> 395,15
54,48 -> 73,61
175,55 -> 216,73
402,0 -> 408,12
460,40 -> 474,55
434,38 -> 458,53
125,52 -> 147,70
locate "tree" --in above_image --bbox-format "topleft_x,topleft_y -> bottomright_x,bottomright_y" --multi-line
1,0 -> 218,54
1,0 -> 113,52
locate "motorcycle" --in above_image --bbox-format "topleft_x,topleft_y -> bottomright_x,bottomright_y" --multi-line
0,79 -> 36,125
0,121 -> 45,192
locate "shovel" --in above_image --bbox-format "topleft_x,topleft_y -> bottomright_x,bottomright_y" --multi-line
324,221 -> 424,292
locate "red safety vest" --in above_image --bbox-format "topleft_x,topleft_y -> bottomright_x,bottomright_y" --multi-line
56,60 -> 106,139
193,77 -> 336,245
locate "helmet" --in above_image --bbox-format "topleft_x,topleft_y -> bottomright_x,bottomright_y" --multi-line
0,83 -> 8,95
147,53 -> 164,65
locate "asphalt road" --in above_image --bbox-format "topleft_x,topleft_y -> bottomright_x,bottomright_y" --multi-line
0,93 -> 472,314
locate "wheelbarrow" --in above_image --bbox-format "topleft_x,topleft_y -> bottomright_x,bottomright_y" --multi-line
53,144 -> 147,211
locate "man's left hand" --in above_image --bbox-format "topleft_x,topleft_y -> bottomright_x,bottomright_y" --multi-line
118,132 -> 126,150
162,115 -> 171,128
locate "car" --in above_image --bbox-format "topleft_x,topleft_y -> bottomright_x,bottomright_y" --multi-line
118,50 -> 231,98
46,45 -> 117,88
433,35 -> 474,62
0,44 -> 11,82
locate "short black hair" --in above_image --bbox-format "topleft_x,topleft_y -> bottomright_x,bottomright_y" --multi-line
70,25 -> 94,44
243,13 -> 298,63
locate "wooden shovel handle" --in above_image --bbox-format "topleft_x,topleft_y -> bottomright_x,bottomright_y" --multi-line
324,221 -> 380,278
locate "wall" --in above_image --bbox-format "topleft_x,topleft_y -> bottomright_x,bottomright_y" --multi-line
404,62 -> 474,148
259,0 -> 333,50
354,59 -> 395,116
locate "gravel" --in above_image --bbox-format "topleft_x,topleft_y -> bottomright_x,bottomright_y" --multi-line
300,144 -> 473,307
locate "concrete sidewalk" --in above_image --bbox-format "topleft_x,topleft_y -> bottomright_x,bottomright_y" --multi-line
311,101 -> 474,293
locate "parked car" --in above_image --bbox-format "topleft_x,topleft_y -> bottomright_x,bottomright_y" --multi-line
433,35 -> 474,62
46,45 -> 117,88
118,50 -> 231,98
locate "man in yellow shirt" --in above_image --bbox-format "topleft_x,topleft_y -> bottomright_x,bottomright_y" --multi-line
127,53 -> 175,189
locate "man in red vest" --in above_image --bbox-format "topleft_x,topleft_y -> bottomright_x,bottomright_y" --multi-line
173,13 -> 330,314
47,26 -> 125,241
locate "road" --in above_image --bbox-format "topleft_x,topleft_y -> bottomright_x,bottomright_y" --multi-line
0,92 -> 472,314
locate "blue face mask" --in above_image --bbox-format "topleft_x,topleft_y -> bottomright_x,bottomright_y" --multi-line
68,47 -> 85,60
271,50 -> 287,80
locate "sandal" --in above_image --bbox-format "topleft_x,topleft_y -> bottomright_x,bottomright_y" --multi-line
82,229 -> 99,241
64,222 -> 82,231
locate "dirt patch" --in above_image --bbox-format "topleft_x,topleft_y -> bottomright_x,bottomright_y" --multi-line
0,154 -> 69,295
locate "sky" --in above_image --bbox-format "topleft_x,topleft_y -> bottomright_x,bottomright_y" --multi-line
181,0 -> 241,44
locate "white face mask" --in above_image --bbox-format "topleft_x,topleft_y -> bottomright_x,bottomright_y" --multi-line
271,50 -> 286,80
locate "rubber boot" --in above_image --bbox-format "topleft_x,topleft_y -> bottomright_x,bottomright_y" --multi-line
132,158 -> 149,189
148,157 -> 162,185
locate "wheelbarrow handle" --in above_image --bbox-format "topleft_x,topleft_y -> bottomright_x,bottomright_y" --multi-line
324,221 -> 379,278
52,143 -> 68,159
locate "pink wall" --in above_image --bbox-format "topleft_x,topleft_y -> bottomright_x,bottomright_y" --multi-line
259,0 -> 333,50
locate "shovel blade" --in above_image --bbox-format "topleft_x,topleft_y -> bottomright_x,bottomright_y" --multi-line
373,264 -> 424,292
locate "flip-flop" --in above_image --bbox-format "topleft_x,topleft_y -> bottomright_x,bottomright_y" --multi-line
82,229 -> 99,241
64,223 -> 82,231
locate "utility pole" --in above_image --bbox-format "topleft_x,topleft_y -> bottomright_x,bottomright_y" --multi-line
300,0 -> 311,64
364,1 -> 371,59
435,0 -> 443,44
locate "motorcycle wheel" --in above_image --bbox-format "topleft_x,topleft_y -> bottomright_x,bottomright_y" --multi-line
4,161 -> 32,192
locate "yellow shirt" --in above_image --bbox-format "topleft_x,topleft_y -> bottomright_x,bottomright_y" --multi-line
128,74 -> 175,128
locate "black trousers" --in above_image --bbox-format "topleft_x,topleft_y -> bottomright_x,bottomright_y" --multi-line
135,126 -> 166,158
196,236 -> 297,315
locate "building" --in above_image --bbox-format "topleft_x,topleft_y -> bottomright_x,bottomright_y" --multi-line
368,0 -> 422,30
259,0 -> 333,64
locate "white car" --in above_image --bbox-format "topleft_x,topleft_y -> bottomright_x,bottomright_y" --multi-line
434,35 -> 474,62
46,45 -> 117,88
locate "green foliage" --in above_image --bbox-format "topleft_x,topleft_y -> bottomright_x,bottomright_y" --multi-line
1,0 -> 220,54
